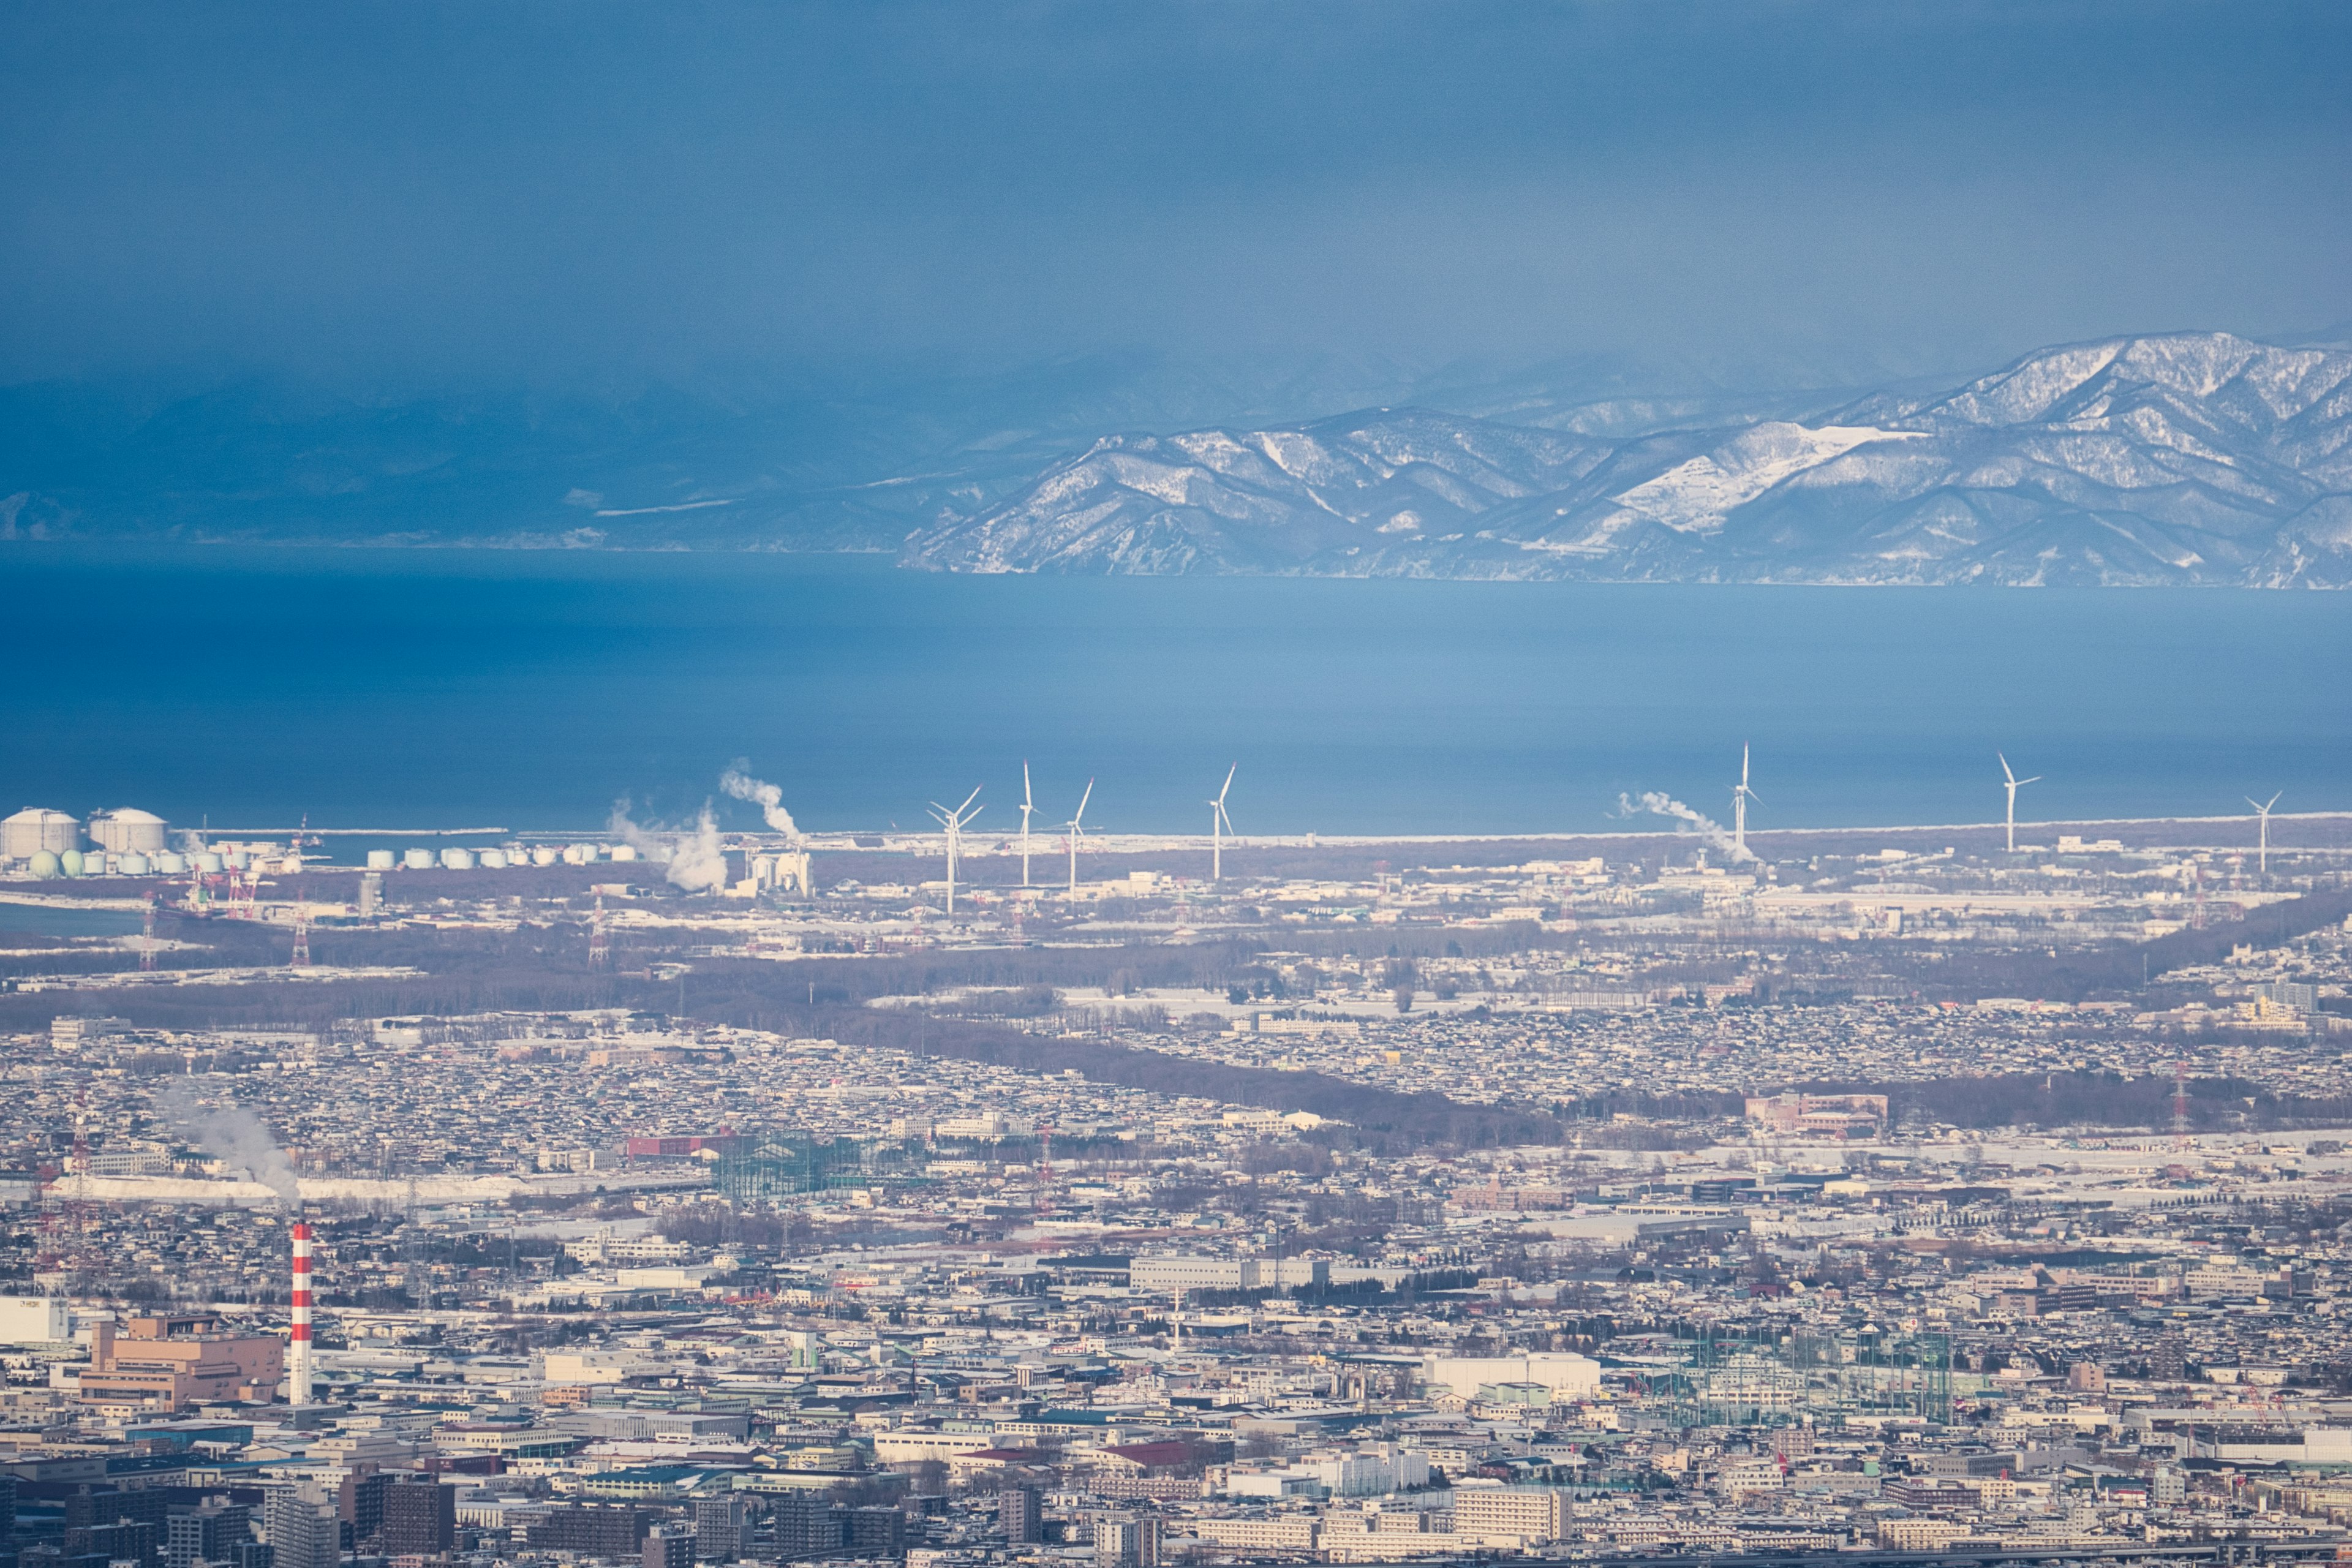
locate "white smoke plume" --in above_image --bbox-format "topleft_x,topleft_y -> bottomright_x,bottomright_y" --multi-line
159,1080 -> 301,1205
720,763 -> 804,844
1616,790 -> 1755,863
665,805 -> 728,891
607,798 -> 733,892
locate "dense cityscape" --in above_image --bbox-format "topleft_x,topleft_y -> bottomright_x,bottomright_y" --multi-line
1,798 -> 2349,1568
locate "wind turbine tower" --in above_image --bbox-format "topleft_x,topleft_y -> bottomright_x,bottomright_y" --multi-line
1208,764 -> 1236,881
1065,778 -> 1093,897
1730,744 -> 1760,860
1019,762 -> 1036,888
1999,753 -> 2041,853
2247,791 -> 2280,876
927,786 -> 984,917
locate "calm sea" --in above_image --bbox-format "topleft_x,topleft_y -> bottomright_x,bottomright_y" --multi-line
2,546 -> 2346,848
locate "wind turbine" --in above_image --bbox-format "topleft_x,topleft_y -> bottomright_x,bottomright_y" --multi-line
1065,778 -> 1093,897
1208,764 -> 1237,881
1019,761 -> 1036,888
1730,744 -> 1760,860
1999,753 -> 2041,853
2247,791 -> 2281,875
926,786 -> 982,916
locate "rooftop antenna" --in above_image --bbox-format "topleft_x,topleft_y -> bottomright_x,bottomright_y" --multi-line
1208,764 -> 1237,882
926,786 -> 984,917
1731,744 -> 1760,860
1065,778 -> 1093,898
1019,762 -> 1036,889
2246,791 -> 2280,876
1999,752 -> 2041,853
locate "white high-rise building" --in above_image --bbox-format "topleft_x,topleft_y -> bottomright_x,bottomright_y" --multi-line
265,1483 -> 339,1568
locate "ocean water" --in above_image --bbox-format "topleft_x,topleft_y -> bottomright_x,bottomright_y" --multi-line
1,545 -> 2347,848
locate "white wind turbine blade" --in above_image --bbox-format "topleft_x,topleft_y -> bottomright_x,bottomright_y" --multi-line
1999,752 -> 2017,786
1072,777 -> 1093,828
1023,761 -> 1033,813
2016,775 -> 2042,787
956,784 -> 983,818
1216,763 -> 1236,807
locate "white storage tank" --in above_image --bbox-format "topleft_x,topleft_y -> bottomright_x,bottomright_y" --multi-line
119,853 -> 152,876
194,851 -> 224,873
402,848 -> 435,870
154,851 -> 186,875
479,848 -> 508,869
439,846 -> 475,870
89,809 -> 168,854
609,843 -> 639,862
562,844 -> 592,865
4,808 -> 80,861
366,849 -> 395,870
532,845 -> 558,867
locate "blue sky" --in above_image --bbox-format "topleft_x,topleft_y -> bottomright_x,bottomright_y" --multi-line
4,1 -> 2346,384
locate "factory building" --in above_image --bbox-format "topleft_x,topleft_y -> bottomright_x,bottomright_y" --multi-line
77,1314 -> 285,1412
0,1295 -> 74,1343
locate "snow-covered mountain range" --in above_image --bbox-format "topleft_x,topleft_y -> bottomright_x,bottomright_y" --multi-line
903,333 -> 2352,586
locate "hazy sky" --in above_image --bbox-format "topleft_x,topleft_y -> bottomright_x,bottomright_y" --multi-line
6,1 -> 2347,384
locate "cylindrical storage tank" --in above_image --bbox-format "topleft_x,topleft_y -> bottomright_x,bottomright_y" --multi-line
194,851 -> 224,873
532,845 -> 558,867
60,850 -> 84,876
609,843 -> 639,862
366,849 -> 395,870
28,850 -> 60,878
4,808 -> 81,860
402,848 -> 434,870
223,849 -> 248,870
154,851 -> 185,875
89,808 -> 168,854
479,848 -> 508,870
119,853 -> 151,876
439,846 -> 475,870
561,843 -> 590,865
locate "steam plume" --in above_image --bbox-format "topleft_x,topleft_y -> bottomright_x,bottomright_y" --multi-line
720,764 -> 804,844
608,797 -> 731,892
1616,790 -> 1755,863
665,805 -> 728,891
159,1080 -> 301,1205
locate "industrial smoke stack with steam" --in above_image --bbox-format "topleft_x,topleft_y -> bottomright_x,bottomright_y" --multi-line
721,764 -> 805,845
1618,790 -> 1755,864
159,1081 -> 302,1205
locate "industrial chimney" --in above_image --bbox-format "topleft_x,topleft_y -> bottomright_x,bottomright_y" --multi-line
288,1220 -> 314,1404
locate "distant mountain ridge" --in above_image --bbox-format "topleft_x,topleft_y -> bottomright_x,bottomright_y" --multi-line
902,333 -> 2352,586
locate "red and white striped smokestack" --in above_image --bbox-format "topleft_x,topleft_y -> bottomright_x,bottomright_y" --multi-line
288,1220 -> 314,1404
